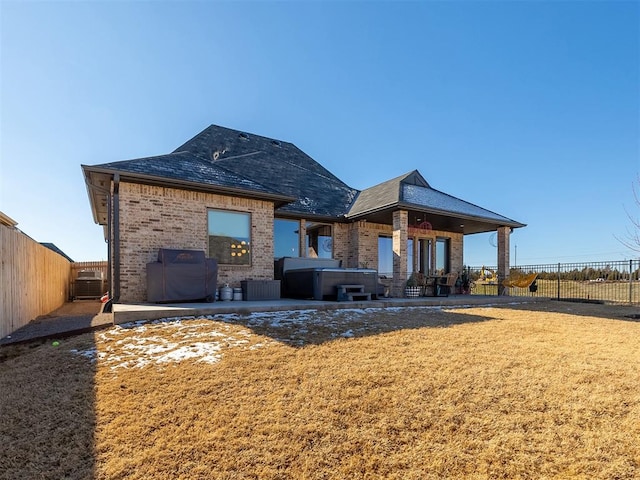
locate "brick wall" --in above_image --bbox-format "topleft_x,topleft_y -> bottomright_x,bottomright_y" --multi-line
392,211 -> 409,296
337,219 -> 465,296
336,218 -> 463,268
114,182 -> 467,302
449,232 -> 464,276
343,221 -> 389,269
332,222 -> 349,266
116,182 -> 274,302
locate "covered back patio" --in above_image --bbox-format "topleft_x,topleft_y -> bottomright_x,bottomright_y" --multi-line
345,171 -> 525,297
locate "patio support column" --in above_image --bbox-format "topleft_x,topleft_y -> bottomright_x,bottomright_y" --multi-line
497,226 -> 510,295
298,219 -> 307,257
392,210 -> 408,297
351,220 -> 368,268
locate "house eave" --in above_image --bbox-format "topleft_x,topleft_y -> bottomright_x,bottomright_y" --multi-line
345,202 -> 525,234
274,210 -> 349,223
82,165 -> 296,226
345,202 -> 399,220
396,201 -> 526,229
82,166 -> 111,226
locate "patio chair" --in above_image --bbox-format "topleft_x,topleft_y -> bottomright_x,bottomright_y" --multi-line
435,273 -> 458,297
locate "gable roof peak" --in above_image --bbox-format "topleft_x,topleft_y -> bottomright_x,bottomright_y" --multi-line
400,170 -> 430,188
172,124 -> 292,162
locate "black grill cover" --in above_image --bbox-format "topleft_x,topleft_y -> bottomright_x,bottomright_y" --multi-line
147,248 -> 218,303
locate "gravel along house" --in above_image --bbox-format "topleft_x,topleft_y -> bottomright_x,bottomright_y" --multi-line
82,125 -> 524,303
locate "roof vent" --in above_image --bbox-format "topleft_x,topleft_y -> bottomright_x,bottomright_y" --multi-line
239,133 -> 249,141
212,151 -> 220,161
271,140 -> 281,147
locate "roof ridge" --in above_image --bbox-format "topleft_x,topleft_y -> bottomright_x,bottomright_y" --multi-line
173,124 -> 295,154
359,170 -> 422,192
278,154 -> 354,188
215,151 -> 263,162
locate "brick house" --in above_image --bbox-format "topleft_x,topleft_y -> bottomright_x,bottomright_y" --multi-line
82,125 -> 524,303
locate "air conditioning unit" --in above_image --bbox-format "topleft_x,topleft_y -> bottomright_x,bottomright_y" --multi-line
77,270 -> 103,280
74,270 -> 104,299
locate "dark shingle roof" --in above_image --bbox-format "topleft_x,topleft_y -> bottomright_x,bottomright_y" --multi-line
84,125 -> 524,231
87,125 -> 357,219
347,171 -> 417,216
348,170 -> 523,228
400,183 -> 519,224
174,125 -> 358,218
94,151 -> 282,196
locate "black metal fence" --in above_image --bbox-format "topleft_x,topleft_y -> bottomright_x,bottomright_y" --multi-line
466,260 -> 640,305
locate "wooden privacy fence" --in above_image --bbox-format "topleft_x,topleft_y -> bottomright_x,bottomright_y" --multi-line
0,223 -> 72,338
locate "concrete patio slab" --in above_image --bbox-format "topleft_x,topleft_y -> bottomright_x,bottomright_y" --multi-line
112,295 -> 541,325
1,295 -> 542,346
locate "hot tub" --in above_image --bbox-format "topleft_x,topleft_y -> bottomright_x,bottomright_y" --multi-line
276,257 -> 379,300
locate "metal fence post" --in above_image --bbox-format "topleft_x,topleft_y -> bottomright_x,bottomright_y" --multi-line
630,259 -> 634,305
557,263 -> 561,299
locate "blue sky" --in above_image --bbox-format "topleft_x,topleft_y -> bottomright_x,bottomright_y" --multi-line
1,0 -> 638,266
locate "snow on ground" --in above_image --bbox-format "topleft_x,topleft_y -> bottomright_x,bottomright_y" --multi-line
70,317 -> 264,370
70,305 -> 476,369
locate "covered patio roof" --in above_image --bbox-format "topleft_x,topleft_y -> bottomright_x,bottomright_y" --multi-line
346,171 -> 525,234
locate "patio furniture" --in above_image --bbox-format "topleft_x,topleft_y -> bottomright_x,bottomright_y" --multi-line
241,280 -> 281,301
434,273 -> 458,297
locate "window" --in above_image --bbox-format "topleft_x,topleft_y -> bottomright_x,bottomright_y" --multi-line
274,219 -> 299,258
208,209 -> 251,265
378,235 -> 419,277
435,237 -> 450,274
378,236 -> 393,277
306,222 -> 332,258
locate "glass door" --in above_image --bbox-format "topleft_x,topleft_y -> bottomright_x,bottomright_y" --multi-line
435,237 -> 450,274
418,239 -> 432,274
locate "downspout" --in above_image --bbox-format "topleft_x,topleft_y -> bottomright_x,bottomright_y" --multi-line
106,188 -> 112,305
113,173 -> 121,303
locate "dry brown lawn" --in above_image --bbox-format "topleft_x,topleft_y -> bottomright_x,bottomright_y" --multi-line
1,301 -> 639,479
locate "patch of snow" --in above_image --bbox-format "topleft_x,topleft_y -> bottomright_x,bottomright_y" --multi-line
70,317 -> 269,370
69,304 -> 512,370
154,342 -> 225,365
69,347 -> 98,361
299,197 -> 315,207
